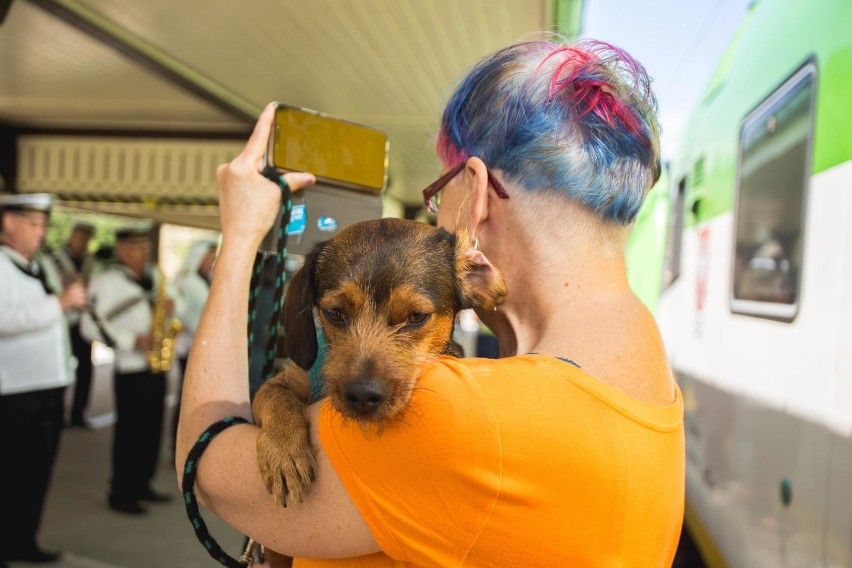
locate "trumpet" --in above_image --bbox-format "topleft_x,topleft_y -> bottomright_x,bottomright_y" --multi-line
148,268 -> 183,373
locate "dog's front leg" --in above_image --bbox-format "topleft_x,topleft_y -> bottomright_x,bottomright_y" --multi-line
252,366 -> 317,507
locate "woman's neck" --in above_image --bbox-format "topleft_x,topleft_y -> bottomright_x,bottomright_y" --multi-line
477,204 -> 631,357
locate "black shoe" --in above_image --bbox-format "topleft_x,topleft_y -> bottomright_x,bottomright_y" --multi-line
4,545 -> 62,563
138,487 -> 172,503
108,497 -> 148,515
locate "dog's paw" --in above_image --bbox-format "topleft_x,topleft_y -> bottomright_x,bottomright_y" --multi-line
256,426 -> 317,507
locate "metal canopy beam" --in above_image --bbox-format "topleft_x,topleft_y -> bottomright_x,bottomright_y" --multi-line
26,0 -> 260,123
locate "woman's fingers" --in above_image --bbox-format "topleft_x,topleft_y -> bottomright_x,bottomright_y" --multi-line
239,102 -> 277,163
214,102 -> 316,243
280,172 -> 316,193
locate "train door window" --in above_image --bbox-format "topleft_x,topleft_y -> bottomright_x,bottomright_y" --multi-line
731,63 -> 816,321
662,177 -> 686,288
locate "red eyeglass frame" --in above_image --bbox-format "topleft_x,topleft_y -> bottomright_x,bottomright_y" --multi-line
422,162 -> 510,213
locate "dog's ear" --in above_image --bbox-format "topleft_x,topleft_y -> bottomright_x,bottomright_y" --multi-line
454,229 -> 508,311
283,246 -> 321,370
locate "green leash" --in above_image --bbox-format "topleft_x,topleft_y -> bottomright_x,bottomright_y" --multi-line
249,167 -> 294,382
182,417 -> 250,568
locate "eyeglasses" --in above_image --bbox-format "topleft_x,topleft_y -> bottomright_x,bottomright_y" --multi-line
422,161 -> 510,214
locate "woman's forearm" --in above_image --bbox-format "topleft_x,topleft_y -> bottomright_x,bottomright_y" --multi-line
175,236 -> 257,474
174,102 -> 315,482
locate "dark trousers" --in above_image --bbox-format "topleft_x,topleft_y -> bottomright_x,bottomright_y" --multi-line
0,387 -> 64,556
110,370 -> 165,502
69,324 -> 93,423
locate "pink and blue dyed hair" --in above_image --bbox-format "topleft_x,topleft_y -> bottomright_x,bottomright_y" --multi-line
437,38 -> 661,225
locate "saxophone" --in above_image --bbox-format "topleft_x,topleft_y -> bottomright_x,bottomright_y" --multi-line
148,268 -> 183,373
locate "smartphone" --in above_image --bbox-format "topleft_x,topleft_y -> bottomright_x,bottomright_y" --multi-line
266,103 -> 389,192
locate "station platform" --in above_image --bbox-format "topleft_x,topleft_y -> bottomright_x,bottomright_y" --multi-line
7,357 -> 244,568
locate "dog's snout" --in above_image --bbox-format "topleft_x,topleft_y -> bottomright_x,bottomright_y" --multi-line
343,380 -> 384,416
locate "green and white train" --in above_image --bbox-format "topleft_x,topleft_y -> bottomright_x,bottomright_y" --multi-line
626,0 -> 852,565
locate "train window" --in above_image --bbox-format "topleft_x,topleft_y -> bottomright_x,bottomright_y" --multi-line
662,177 -> 686,288
731,63 -> 816,321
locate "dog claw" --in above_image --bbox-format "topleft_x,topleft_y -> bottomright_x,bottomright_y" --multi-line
285,476 -> 293,506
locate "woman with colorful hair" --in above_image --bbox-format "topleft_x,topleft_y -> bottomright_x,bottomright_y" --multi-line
177,36 -> 684,566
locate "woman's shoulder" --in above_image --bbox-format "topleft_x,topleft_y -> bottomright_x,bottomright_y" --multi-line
419,354 -> 569,393
569,295 -> 675,405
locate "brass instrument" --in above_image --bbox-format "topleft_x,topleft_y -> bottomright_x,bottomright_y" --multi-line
148,268 -> 183,373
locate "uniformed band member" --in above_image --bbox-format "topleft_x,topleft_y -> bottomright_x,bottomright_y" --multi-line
170,237 -> 218,454
0,193 -> 86,565
50,220 -> 98,427
80,224 -> 173,515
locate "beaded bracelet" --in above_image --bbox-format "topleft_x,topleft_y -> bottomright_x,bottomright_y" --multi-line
182,416 -> 251,568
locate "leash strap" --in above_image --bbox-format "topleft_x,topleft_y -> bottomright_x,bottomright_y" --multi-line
182,417 -> 250,568
248,167 -> 293,382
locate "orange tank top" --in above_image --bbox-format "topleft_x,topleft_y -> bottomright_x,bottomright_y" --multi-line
295,354 -> 684,567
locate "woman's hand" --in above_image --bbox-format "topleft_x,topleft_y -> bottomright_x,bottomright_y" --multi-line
216,103 -> 316,249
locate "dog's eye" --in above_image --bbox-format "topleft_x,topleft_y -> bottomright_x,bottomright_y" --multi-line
405,311 -> 429,327
323,308 -> 347,326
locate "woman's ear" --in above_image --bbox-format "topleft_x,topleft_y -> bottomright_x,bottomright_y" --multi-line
454,229 -> 507,311
464,157 -> 490,238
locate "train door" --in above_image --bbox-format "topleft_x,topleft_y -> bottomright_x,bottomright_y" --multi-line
726,62 -> 831,567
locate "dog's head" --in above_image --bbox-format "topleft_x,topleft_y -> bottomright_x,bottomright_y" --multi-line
282,218 -> 506,422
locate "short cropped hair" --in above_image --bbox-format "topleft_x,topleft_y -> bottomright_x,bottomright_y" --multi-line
437,36 -> 661,225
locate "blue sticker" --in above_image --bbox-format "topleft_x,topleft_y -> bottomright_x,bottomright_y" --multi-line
286,204 -> 307,236
317,216 -> 338,232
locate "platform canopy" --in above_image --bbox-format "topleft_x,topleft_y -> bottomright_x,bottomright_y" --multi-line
0,0 -> 584,228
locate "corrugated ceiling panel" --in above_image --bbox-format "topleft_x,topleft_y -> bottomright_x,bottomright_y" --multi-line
68,0 -> 551,201
0,1 -> 244,130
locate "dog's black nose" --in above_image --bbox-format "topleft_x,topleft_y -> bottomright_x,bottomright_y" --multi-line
343,380 -> 384,416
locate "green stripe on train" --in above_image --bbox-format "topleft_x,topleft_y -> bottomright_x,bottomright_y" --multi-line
671,0 -> 852,226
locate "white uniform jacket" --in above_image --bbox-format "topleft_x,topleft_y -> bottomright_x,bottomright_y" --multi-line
174,272 -> 210,357
0,246 -> 73,394
80,264 -> 160,374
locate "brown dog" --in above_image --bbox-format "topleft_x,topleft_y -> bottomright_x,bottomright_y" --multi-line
251,218 -> 506,514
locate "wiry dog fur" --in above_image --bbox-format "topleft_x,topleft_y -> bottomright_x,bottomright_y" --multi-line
251,218 -> 507,517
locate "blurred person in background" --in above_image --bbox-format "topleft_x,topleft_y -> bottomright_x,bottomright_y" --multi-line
170,237 -> 218,454
0,193 -> 86,565
80,225 -> 174,515
49,220 -> 98,428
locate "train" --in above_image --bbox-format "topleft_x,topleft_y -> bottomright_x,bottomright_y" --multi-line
625,0 -> 852,565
